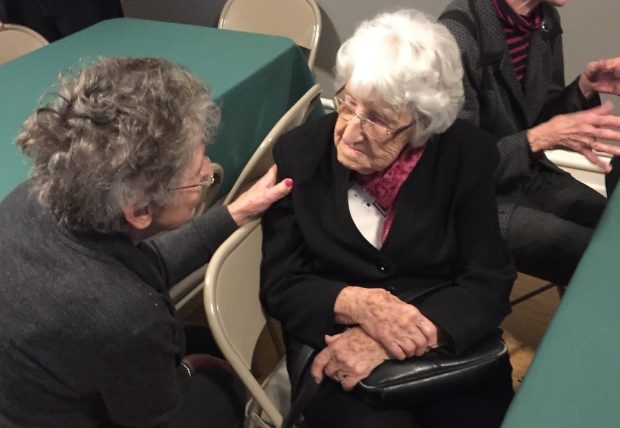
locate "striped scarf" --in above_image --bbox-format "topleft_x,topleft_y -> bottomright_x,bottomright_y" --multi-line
492,0 -> 542,84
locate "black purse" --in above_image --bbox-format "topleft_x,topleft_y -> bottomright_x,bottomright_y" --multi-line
282,333 -> 508,427
353,333 -> 508,408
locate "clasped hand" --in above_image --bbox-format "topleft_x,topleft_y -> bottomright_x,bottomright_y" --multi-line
336,286 -> 440,360
317,286 -> 440,388
311,290 -> 441,389
310,327 -> 388,391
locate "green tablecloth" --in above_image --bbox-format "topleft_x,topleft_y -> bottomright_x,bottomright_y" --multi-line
0,18 -> 317,199
502,197 -> 620,426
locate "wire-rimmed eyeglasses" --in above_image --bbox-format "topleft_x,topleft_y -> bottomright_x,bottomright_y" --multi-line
169,155 -> 215,191
170,174 -> 215,191
333,90 -> 414,144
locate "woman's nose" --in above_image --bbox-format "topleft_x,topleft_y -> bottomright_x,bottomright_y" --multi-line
342,115 -> 365,143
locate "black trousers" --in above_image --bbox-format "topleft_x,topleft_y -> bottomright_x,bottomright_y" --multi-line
165,325 -> 244,428
502,167 -> 606,286
303,355 -> 514,428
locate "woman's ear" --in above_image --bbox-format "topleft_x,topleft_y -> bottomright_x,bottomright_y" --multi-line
122,198 -> 153,230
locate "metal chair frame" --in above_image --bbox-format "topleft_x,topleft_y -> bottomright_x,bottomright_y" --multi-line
218,0 -> 322,70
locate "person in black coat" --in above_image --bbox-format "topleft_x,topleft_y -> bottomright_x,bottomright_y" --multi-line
260,10 -> 516,428
3,0 -> 123,41
440,0 -> 620,286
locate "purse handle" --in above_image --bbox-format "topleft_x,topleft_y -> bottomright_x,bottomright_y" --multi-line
281,344 -> 320,428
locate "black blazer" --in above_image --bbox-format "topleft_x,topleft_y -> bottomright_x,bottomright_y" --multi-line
260,114 -> 515,354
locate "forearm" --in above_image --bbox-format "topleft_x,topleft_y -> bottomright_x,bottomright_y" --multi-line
333,286 -> 392,325
145,204 -> 238,286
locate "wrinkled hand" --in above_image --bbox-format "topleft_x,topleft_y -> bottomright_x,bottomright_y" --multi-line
227,165 -> 293,225
334,286 -> 439,360
527,101 -> 620,172
579,57 -> 620,98
311,327 -> 388,391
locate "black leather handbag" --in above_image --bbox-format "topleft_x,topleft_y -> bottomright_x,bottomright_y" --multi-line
353,334 -> 508,408
281,334 -> 508,426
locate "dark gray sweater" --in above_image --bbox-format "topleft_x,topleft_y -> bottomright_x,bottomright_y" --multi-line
0,181 -> 237,427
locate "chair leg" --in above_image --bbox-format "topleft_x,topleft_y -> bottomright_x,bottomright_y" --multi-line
556,284 -> 566,298
510,282 -> 559,306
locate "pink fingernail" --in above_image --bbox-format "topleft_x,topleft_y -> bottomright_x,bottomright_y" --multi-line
284,178 -> 293,187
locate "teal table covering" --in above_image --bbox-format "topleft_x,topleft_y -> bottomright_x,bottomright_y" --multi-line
0,18 -> 317,199
501,196 -> 620,426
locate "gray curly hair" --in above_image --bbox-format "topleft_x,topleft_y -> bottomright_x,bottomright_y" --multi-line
17,56 -> 220,233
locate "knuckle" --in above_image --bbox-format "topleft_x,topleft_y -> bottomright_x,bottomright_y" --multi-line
352,363 -> 365,377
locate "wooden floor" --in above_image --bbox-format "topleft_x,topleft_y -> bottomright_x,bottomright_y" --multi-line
502,273 -> 561,389
184,272 -> 561,390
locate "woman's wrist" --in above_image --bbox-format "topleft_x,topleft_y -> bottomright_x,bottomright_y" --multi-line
578,72 -> 596,101
226,201 -> 251,226
334,286 -> 391,325
527,123 -> 552,153
334,286 -> 360,324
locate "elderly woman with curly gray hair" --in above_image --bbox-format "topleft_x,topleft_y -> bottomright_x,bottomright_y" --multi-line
260,9 -> 516,428
0,57 -> 292,427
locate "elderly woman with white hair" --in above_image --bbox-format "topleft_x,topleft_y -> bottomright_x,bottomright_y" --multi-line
260,10 -> 516,428
0,57 -> 292,427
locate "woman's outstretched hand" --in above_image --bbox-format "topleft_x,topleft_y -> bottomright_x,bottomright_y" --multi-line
527,102 -> 620,172
579,56 -> 620,99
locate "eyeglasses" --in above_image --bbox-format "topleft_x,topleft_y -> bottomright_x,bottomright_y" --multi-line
333,91 -> 414,144
170,174 -> 215,191
169,155 -> 215,191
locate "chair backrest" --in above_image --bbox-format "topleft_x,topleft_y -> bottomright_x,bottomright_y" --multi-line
218,0 -> 321,70
175,84 -> 321,312
194,162 -> 224,216
0,23 -> 48,65
167,162 -> 222,314
223,83 -> 321,206
204,219 -> 286,427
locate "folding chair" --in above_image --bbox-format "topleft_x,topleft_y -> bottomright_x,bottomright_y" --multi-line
510,275 -> 563,306
218,0 -> 321,70
0,22 -> 48,64
223,83 -> 321,205
204,220 -> 289,427
169,162 -> 223,311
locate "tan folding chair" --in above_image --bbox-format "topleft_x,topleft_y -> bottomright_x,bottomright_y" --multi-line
194,162 -> 224,217
205,85 -> 323,426
0,22 -> 48,64
218,0 -> 321,70
205,219 -> 291,427
223,83 -> 321,205
174,84 -> 321,312
168,162 -> 223,312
